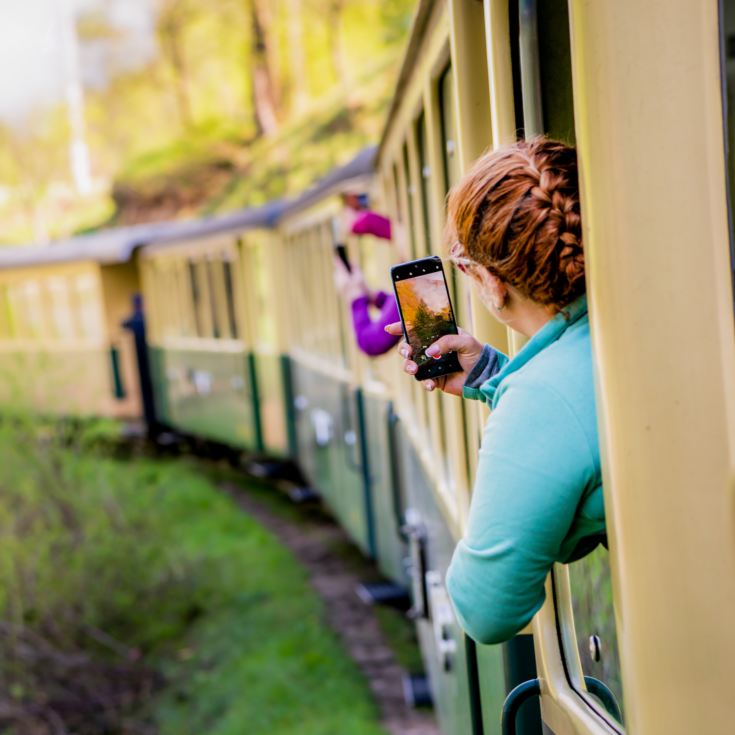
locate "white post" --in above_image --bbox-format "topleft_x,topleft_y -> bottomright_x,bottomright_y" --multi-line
58,0 -> 92,196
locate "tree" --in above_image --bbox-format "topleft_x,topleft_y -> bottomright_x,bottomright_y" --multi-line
326,0 -> 349,91
286,0 -> 309,115
156,0 -> 195,129
248,0 -> 280,136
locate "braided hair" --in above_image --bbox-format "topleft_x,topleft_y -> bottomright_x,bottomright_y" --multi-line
446,137 -> 585,309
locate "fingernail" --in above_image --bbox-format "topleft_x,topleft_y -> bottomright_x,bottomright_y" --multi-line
426,346 -> 438,357
407,364 -> 416,374
400,348 -> 408,358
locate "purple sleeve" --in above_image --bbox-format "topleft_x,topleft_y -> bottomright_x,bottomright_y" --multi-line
350,211 -> 392,241
351,292 -> 401,357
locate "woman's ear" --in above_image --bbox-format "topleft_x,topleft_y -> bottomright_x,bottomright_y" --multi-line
474,267 -> 508,310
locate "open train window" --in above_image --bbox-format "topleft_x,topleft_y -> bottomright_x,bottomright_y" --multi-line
438,64 -> 461,191
401,144 -> 419,260
415,112 -> 433,255
222,257 -> 239,340
187,260 -> 204,338
205,260 -> 222,339
537,1 -> 575,143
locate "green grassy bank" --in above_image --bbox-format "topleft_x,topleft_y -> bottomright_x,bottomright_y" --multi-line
0,422 -> 387,735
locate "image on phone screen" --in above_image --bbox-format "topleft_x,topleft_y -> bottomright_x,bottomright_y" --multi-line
394,270 -> 457,369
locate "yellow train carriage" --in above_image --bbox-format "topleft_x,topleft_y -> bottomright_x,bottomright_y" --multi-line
0,231 -> 146,419
374,1 -> 735,734
277,149 -> 406,565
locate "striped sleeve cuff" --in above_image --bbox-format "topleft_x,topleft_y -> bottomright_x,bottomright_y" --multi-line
462,345 -> 498,402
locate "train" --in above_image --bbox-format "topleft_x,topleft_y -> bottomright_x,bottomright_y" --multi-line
1,1 -> 734,734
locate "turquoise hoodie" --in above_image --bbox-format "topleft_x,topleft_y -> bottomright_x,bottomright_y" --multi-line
445,295 -> 605,645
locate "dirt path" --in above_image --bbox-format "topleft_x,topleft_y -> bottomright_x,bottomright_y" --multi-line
221,483 -> 440,735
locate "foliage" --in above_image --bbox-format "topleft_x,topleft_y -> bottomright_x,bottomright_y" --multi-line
0,0 -> 416,241
568,547 -> 625,720
0,420 -> 388,735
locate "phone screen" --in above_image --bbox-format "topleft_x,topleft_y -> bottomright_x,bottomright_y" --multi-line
392,260 -> 461,380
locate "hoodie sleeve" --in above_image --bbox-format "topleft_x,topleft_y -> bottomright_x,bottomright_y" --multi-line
446,379 -> 596,644
350,211 -> 392,240
351,292 -> 401,357
462,345 -> 508,402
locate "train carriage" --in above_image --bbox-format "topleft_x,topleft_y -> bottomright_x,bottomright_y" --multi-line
277,148 -> 410,580
0,225 -> 161,420
139,204 -> 286,453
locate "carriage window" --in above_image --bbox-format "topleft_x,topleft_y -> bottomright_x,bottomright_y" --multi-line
415,113 -> 433,254
438,62 -> 469,320
73,274 -> 104,342
401,144 -> 419,259
537,0 -> 575,143
7,283 -> 38,340
569,550 -> 625,720
205,260 -> 221,339
222,258 -> 240,340
47,277 -> 76,341
439,65 -> 461,190
188,261 -> 204,337
416,112 -> 452,486
0,285 -> 13,340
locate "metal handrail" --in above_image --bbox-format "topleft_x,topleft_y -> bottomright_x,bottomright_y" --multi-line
501,676 -> 623,734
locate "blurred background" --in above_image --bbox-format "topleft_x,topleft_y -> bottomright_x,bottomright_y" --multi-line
0,0 -> 413,245
0,3 -> 427,735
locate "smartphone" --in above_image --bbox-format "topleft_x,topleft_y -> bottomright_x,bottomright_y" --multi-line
391,256 -> 461,381
334,243 -> 352,272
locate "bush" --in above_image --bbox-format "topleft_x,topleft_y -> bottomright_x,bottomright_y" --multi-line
0,417 -> 205,734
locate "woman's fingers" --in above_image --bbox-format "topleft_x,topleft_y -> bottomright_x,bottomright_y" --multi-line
404,359 -> 418,376
425,332 -> 480,359
384,321 -> 403,336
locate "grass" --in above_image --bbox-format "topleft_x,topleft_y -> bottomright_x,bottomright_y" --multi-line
0,420 -> 389,735
150,460 -> 388,735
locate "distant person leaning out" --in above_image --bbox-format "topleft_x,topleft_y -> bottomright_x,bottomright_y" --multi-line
333,197 -> 401,357
386,138 -> 605,644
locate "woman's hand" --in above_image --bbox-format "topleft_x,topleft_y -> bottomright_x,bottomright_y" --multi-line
333,257 -> 368,303
384,322 -> 484,396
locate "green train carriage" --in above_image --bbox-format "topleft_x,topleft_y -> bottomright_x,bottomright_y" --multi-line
139,204 -> 286,453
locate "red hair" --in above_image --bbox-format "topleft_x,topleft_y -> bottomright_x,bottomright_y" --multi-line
446,137 -> 584,309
